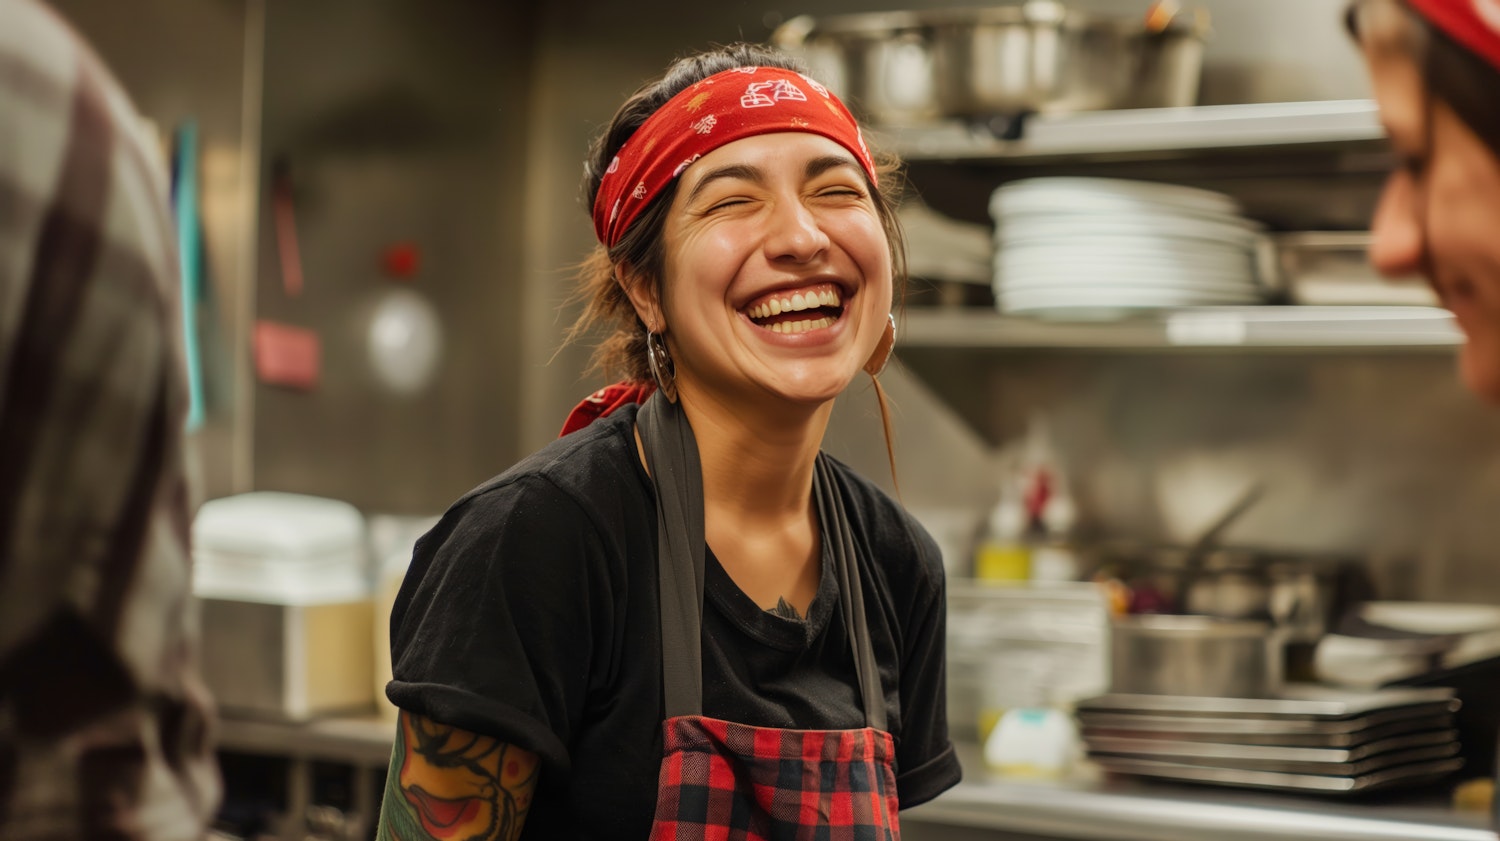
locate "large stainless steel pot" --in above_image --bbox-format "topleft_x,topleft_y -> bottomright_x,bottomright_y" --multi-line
1111,614 -> 1282,698
928,1 -> 1207,119
771,3 -> 1208,127
771,12 -> 942,127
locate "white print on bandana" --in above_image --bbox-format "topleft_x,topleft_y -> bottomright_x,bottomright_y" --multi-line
606,155 -> 620,174
798,74 -> 830,98
672,154 -> 701,177
691,114 -> 717,135
632,182 -> 648,200
741,79 -> 807,108
1476,0 -> 1500,33
609,198 -> 621,224
731,66 -> 759,74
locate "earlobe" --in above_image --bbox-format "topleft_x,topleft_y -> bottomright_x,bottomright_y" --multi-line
863,313 -> 896,377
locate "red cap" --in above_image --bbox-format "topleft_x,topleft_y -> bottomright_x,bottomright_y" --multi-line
1405,0 -> 1500,72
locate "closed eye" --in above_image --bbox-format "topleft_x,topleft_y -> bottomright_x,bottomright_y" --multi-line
707,197 -> 754,213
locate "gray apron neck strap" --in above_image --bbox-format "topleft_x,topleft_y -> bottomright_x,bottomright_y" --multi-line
637,392 -> 886,731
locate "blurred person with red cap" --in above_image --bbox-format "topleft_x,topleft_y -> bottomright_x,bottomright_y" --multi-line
0,0 -> 220,837
1349,0 -> 1500,399
1350,0 -> 1500,815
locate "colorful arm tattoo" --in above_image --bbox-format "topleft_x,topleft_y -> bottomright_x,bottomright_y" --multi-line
377,711 -> 540,841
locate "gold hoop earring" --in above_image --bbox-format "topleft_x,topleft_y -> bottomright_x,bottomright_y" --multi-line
863,313 -> 896,377
646,330 -> 678,403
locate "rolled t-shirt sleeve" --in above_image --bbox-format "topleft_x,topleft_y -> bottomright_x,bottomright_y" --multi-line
386,474 -> 607,778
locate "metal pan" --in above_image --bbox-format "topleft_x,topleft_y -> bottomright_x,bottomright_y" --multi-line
1080,714 -> 1457,747
1091,755 -> 1465,793
1089,742 -> 1461,777
1083,729 -> 1459,765
1075,685 -> 1458,719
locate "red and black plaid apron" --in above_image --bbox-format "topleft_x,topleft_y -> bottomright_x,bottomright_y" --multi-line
638,394 -> 900,841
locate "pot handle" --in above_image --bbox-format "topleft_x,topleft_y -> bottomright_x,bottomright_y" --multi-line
770,15 -> 816,50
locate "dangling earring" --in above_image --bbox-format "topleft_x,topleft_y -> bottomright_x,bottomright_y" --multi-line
863,313 -> 897,377
646,330 -> 678,403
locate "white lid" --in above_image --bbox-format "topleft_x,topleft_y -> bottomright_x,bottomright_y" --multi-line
194,491 -> 365,560
988,496 -> 1028,539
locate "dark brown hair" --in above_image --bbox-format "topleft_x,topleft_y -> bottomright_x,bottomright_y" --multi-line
1347,0 -> 1500,157
567,43 -> 908,384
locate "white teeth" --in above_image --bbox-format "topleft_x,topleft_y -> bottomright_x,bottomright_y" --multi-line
747,287 -> 843,323
763,316 -> 834,334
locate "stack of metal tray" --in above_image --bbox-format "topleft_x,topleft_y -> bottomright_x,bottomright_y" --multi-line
1074,685 -> 1464,794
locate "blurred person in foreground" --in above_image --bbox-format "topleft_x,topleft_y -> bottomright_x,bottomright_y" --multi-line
1349,0 -> 1500,815
379,42 -> 959,841
0,0 -> 219,837
1349,0 -> 1500,397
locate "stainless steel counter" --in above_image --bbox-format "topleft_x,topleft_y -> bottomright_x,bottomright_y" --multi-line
906,745 -> 1496,841
213,719 -> 1495,841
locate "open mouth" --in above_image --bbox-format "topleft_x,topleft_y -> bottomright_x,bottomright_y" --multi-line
744,282 -> 846,334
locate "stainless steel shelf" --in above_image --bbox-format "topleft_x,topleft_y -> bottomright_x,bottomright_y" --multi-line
897,307 -> 1461,351
877,100 -> 1386,163
216,712 -> 395,767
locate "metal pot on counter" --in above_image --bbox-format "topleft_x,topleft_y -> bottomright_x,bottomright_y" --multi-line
1111,614 -> 1283,698
771,1 -> 1209,127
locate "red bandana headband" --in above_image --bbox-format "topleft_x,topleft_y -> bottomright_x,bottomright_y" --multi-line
1405,0 -> 1500,72
591,66 -> 877,249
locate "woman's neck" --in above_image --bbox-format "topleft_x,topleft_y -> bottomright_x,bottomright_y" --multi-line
678,387 -> 830,524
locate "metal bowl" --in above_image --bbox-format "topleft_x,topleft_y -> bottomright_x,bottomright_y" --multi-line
771,12 -> 942,127
928,1 -> 1208,119
1111,614 -> 1283,698
772,2 -> 1208,127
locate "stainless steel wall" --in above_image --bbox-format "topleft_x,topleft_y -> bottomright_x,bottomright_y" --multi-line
50,0 -> 537,515
249,2 -> 536,514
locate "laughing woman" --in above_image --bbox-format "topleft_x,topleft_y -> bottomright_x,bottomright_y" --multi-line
377,43 -> 961,841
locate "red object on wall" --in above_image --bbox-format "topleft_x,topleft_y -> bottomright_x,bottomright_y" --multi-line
253,320 -> 321,390
382,242 -> 421,279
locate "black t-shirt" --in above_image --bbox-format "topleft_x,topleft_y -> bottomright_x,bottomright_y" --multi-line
388,405 -> 962,840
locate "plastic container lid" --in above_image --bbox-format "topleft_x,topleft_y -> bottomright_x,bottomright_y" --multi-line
192,492 -> 369,604
194,492 -> 365,560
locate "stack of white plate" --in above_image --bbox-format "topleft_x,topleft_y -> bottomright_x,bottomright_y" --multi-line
1074,685 -> 1464,795
990,178 -> 1268,320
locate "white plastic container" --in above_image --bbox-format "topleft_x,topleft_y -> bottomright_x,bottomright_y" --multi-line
193,492 -> 368,605
192,492 -> 374,720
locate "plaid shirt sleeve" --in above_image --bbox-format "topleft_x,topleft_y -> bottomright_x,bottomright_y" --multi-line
0,0 -> 221,838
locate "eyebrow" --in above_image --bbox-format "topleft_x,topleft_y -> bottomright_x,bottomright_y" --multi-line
685,164 -> 763,205
684,154 -> 865,204
805,154 -> 862,180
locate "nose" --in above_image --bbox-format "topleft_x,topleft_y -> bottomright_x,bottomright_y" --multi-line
1368,169 -> 1427,280
763,197 -> 830,264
